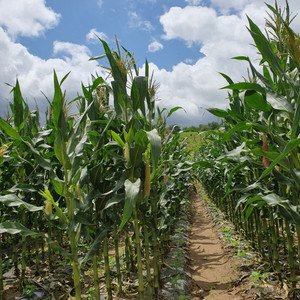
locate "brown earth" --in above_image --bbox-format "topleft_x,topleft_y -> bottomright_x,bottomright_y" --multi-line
188,190 -> 255,300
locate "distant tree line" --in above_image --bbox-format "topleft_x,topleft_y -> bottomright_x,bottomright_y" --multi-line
170,121 -> 221,133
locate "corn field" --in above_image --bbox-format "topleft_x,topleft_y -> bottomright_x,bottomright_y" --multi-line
197,1 -> 300,297
2,0 -> 300,299
0,38 -> 193,299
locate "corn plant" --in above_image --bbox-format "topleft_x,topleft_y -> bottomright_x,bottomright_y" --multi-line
0,82 -> 50,290
0,36 -> 193,300
198,1 -> 300,292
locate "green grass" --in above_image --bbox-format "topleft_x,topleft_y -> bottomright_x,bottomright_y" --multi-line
179,131 -> 205,155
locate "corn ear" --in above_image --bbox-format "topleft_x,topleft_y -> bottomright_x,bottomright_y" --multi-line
0,144 -> 8,157
124,142 -> 130,163
39,188 -> 69,225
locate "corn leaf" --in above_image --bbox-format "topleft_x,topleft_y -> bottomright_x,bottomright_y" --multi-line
111,130 -> 125,148
244,90 -> 271,111
0,194 -> 43,212
0,222 -> 39,237
222,82 -> 265,94
0,118 -> 22,141
12,80 -> 24,130
119,179 -> 141,232
266,92 -> 293,113
54,129 -> 71,170
52,70 -> 64,129
247,16 -> 283,75
167,106 -> 182,118
23,140 -> 52,171
223,122 -> 248,141
103,194 -> 123,210
81,227 -> 108,265
207,108 -> 229,118
259,138 -> 300,180
133,76 -> 147,116
218,142 -> 246,162
99,39 -> 126,92
146,129 -> 161,169
251,148 -> 290,170
111,81 -> 123,118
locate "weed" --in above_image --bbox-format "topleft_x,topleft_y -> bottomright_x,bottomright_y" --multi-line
235,248 -> 249,258
84,286 -> 95,300
22,284 -> 35,296
171,274 -> 182,288
249,270 -> 268,286
178,295 -> 190,300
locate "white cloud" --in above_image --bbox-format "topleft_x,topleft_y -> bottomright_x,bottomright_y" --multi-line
140,59 -> 231,126
0,0 -> 60,39
86,28 -> 108,43
185,0 -> 201,6
0,0 -> 106,117
128,11 -> 154,32
2,0 -> 300,127
0,27 -> 102,115
150,4 -> 268,125
155,0 -> 300,125
210,0 -> 300,18
184,58 -> 194,64
53,41 -> 91,61
210,0 -> 250,14
160,6 -> 217,46
148,41 -> 163,52
97,0 -> 103,8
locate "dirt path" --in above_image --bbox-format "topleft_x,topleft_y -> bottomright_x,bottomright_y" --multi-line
188,191 -> 253,300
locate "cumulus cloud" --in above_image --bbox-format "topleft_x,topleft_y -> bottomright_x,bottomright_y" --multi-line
0,29 -> 102,115
128,12 -> 154,32
153,3 -> 267,125
210,0 -> 250,14
0,0 -> 60,39
185,0 -> 201,6
184,58 -> 194,64
140,59 -> 229,126
160,6 -> 217,46
0,0 -> 106,118
154,0 -> 300,125
86,28 -> 108,43
148,41 -> 163,52
160,5 -> 256,68
2,0 -> 300,127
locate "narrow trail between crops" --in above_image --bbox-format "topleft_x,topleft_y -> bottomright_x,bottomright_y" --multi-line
188,188 -> 254,300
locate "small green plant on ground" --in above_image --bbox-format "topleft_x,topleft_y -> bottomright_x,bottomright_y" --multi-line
235,248 -> 249,258
84,286 -> 95,300
177,295 -> 190,300
171,274 -> 182,288
249,270 -> 268,286
22,284 -> 35,296
221,226 -> 233,242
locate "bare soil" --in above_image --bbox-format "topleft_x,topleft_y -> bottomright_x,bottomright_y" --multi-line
187,190 -> 255,300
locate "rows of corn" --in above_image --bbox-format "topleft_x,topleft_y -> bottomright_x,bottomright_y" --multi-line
196,2 -> 300,296
0,39 -> 193,299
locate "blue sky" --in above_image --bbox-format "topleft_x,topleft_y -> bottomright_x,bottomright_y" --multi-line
20,0 -> 201,70
1,0 -> 300,126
